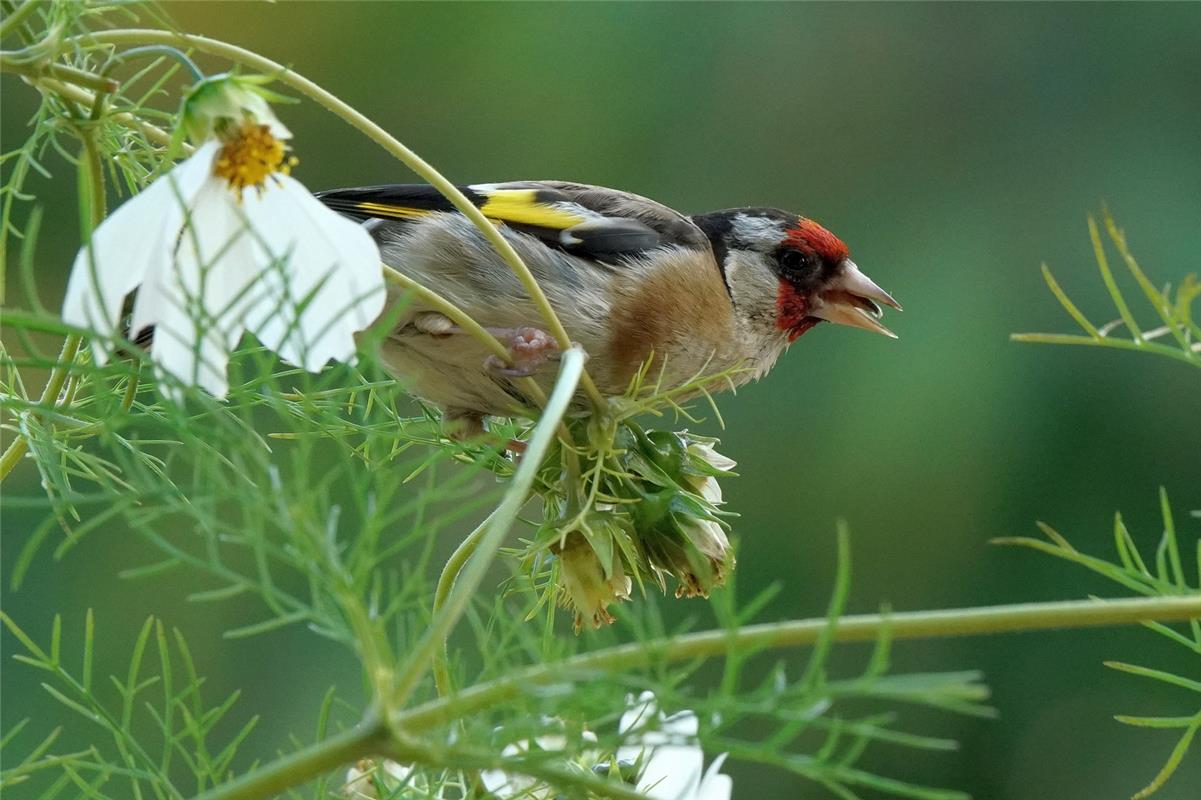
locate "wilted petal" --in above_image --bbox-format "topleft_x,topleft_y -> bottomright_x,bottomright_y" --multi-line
62,141 -> 219,362
694,476 -> 723,506
242,174 -> 384,372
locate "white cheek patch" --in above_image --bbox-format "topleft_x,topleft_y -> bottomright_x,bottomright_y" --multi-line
726,252 -> 780,321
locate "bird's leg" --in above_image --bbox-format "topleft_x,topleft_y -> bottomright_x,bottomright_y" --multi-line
482,326 -> 559,378
411,313 -> 558,377
441,408 -> 487,442
442,409 -> 526,457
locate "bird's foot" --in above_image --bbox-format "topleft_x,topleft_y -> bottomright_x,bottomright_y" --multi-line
442,409 -> 489,444
483,326 -> 559,378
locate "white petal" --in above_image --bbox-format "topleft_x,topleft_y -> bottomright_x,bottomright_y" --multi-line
620,692 -> 660,735
479,768 -> 513,798
62,141 -> 219,363
696,476 -> 723,505
698,758 -> 733,800
241,175 -> 384,372
637,742 -> 703,800
692,443 -> 736,473
690,520 -> 730,560
381,760 -> 411,782
237,88 -> 292,139
534,733 -> 568,752
135,178 -> 257,398
662,710 -> 700,739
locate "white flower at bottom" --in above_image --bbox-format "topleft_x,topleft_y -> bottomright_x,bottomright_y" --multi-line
618,692 -> 731,800
343,759 -> 413,799
476,694 -> 731,800
62,75 -> 384,399
480,726 -> 599,800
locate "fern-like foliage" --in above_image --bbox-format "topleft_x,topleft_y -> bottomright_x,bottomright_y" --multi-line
997,490 -> 1201,798
1012,209 -> 1201,369
0,611 -> 258,799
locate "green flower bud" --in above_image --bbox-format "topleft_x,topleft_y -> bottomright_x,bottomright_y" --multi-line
181,73 -> 292,145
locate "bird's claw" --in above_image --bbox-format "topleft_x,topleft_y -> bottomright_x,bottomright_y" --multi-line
484,326 -> 559,378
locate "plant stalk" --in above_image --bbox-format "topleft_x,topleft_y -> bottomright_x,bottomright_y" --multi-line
389,347 -> 587,711
393,594 -> 1201,733
431,511 -> 497,698
194,718 -> 390,800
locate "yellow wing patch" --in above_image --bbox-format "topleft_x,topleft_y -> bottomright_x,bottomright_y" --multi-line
352,202 -> 432,221
477,189 -> 586,230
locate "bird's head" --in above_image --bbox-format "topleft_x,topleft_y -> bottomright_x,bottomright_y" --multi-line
693,209 -> 901,342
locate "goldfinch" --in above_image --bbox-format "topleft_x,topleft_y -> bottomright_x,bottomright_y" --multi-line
317,181 -> 900,431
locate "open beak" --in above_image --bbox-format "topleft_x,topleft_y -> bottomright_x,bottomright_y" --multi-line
809,260 -> 902,338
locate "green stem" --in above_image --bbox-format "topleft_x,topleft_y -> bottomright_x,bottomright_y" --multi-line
32,76 -> 179,148
0,335 -> 78,479
393,594 -> 1201,733
0,118 -> 107,482
430,512 -> 497,698
194,718 -> 390,800
0,0 -> 40,39
1010,333 -> 1201,369
77,28 -> 610,412
389,347 -> 587,711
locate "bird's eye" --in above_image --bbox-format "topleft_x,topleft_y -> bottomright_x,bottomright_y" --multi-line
777,247 -> 817,279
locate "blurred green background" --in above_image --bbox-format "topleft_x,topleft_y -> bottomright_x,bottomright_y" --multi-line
3,2 -> 1200,798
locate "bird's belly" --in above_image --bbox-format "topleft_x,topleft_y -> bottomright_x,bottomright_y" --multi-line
376,333 -> 533,417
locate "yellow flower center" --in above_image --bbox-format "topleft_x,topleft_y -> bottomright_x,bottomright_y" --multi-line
212,121 -> 298,196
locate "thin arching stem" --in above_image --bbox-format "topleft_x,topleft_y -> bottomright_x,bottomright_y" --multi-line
389,347 -> 587,711
431,511 -> 498,697
75,28 -> 610,412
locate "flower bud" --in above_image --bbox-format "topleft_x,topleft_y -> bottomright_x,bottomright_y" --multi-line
181,73 -> 292,145
554,521 -> 632,632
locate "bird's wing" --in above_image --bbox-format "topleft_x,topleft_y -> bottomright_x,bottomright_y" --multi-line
315,181 -> 710,263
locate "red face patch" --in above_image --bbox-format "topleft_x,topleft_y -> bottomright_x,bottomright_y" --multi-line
785,218 -> 849,265
775,279 -> 819,341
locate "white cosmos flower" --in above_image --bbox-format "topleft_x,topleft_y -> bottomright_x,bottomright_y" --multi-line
478,694 -> 730,800
61,75 -> 384,399
618,692 -> 731,800
480,724 -> 600,799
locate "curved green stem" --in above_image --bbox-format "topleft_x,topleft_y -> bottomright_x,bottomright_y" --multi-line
0,335 -> 78,479
389,347 -> 587,711
393,594 -> 1201,733
77,28 -> 610,412
431,511 -> 497,698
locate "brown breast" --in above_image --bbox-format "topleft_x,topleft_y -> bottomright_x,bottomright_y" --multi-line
604,248 -> 736,391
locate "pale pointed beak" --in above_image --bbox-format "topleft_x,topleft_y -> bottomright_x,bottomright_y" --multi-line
809,260 -> 902,338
